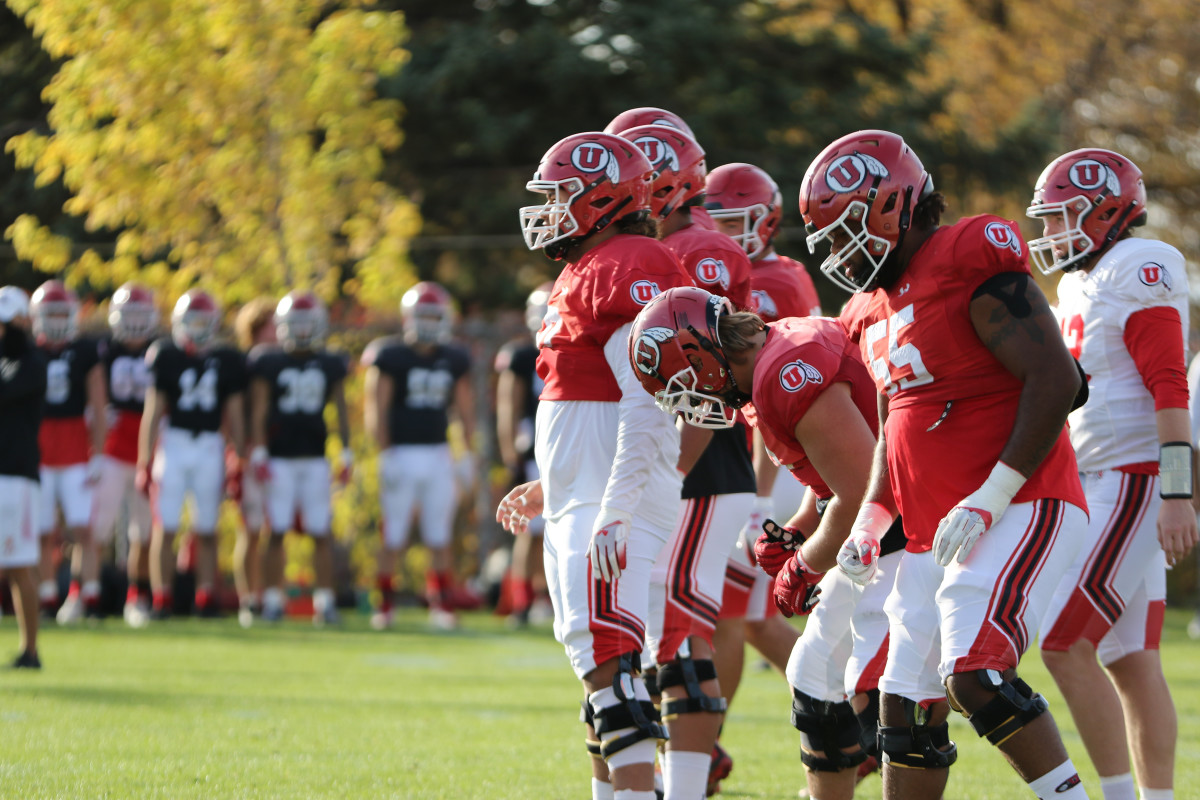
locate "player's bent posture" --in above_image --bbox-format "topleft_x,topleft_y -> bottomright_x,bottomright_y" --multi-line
92,283 -> 158,627
138,289 -> 247,619
363,281 -> 475,631
248,291 -> 351,627
802,130 -> 1092,799
1029,149 -> 1199,800
629,286 -> 902,800
30,280 -> 107,623
0,289 -> 47,667
498,131 -> 692,800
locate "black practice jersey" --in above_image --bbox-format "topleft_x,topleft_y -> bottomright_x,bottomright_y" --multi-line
147,339 -> 246,433
0,328 -> 47,481
361,337 -> 469,446
103,337 -> 151,414
40,337 -> 101,419
493,340 -> 541,462
248,344 -> 348,458
681,421 -> 757,500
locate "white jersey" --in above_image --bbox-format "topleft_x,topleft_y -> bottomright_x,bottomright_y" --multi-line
1056,238 -> 1189,472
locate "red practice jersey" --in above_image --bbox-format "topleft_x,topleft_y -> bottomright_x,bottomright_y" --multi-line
663,222 -> 753,311
536,234 -> 691,402
840,215 -> 1086,549
741,317 -> 878,499
750,254 -> 822,322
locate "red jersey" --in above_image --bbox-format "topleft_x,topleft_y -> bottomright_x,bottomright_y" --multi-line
741,317 -> 878,499
750,254 -> 822,322
536,234 -> 691,402
840,215 -> 1086,549
663,222 -> 752,310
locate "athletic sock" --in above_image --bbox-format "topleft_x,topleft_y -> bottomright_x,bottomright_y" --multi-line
137,579 -> 152,605
664,750 -> 711,800
195,587 -> 214,612
1139,789 -> 1173,800
590,778 -> 613,800
38,580 -> 58,606
312,587 -> 333,614
125,585 -> 140,606
1098,773 -> 1135,800
612,791 -> 656,800
152,589 -> 172,612
1028,760 -> 1088,798
67,579 -> 81,598
425,569 -> 450,611
376,574 -> 394,614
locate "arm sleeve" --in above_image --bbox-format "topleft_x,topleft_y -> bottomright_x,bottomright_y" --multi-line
1124,306 -> 1189,410
598,322 -> 678,516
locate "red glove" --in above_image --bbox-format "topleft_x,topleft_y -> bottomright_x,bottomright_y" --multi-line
225,459 -> 244,502
773,552 -> 824,618
754,519 -> 804,577
135,463 -> 153,496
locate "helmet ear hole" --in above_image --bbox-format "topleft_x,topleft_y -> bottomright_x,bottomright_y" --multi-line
880,192 -> 898,215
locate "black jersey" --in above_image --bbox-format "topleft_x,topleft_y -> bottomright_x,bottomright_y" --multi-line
361,336 -> 470,446
248,344 -> 348,458
103,337 -> 151,414
681,421 -> 757,500
40,337 -> 101,419
0,327 -> 47,481
493,340 -> 541,462
147,339 -> 246,434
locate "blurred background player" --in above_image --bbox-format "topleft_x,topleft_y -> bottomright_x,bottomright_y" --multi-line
0,285 -> 45,667
247,291 -> 351,627
29,279 -> 108,624
91,282 -> 158,627
138,289 -> 247,619
1031,148 -> 1198,800
495,281 -> 552,627
614,122 -> 755,800
363,281 -> 475,631
232,297 -> 278,626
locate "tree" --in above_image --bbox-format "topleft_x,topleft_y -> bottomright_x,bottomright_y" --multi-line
4,0 -> 418,310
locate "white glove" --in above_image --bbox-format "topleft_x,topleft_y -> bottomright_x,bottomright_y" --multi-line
933,462 -> 1026,566
838,501 -> 893,586
249,445 -> 271,483
85,454 -> 104,486
738,496 -> 775,565
589,506 -> 632,583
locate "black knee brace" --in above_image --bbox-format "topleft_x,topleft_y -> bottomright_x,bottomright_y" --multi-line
657,642 -> 727,720
878,697 -> 957,770
590,651 -> 669,761
855,688 -> 881,761
580,702 -> 604,760
957,670 -> 1049,746
790,688 -> 868,772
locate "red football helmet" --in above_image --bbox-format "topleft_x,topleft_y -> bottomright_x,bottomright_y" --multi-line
401,281 -> 454,344
275,290 -> 328,351
1026,148 -> 1147,275
519,132 -> 654,260
109,282 -> 159,342
171,289 -> 221,351
705,163 -> 783,259
30,279 -> 79,346
628,286 -> 743,429
617,124 -> 707,221
799,130 -> 933,293
525,281 -> 554,337
603,107 -> 696,139
0,286 -> 31,326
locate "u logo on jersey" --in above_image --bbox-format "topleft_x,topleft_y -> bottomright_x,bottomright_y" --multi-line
571,143 -> 621,184
750,290 -> 777,320
629,280 -> 661,305
779,359 -> 823,393
825,152 -> 889,193
984,221 -> 1023,257
1068,159 -> 1120,195
1138,262 -> 1169,289
694,258 -> 730,290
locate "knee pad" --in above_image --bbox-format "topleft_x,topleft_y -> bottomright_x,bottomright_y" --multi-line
656,641 -> 727,720
579,702 -> 604,761
878,697 -> 957,770
790,689 -> 868,772
854,689 -> 881,761
950,669 -> 1049,746
589,651 -> 669,765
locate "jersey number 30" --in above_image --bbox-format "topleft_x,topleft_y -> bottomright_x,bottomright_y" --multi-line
864,304 -> 934,396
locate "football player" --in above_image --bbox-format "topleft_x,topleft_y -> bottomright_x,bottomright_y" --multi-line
137,289 -> 247,619
91,283 -> 158,627
30,280 -> 108,624
494,282 -> 552,628
611,123 -> 756,800
247,291 -> 350,627
629,286 -> 902,800
0,287 -> 47,667
498,130 -> 692,800
1029,149 -> 1197,800
803,130 -> 1090,799
363,281 -> 476,631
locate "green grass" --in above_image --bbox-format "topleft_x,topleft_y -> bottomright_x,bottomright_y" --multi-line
1,608 -> 1198,799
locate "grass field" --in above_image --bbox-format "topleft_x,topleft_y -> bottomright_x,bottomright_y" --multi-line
1,608 -> 1198,799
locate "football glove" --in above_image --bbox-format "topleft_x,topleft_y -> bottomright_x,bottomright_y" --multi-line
933,462 -> 1025,566
773,552 -> 824,618
754,518 -> 804,577
837,502 -> 892,586
588,506 -> 631,583
738,496 -> 774,567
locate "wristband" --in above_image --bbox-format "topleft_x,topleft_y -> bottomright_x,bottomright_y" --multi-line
1160,442 -> 1193,499
752,496 -> 774,517
852,501 -> 895,538
250,445 -> 268,464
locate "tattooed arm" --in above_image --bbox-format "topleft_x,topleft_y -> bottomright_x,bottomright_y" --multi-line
968,272 -> 1081,477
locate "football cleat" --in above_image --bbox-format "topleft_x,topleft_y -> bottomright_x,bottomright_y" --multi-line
707,741 -> 733,796
55,594 -> 84,626
313,606 -> 341,628
11,650 -> 41,670
369,610 -> 393,631
428,607 -> 458,631
124,600 -> 150,629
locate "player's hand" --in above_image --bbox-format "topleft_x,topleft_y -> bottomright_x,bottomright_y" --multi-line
85,454 -> 104,486
1158,497 -> 1199,567
933,462 -> 1025,566
249,446 -> 271,484
738,496 -> 774,567
338,448 -> 353,486
773,552 -> 823,618
838,529 -> 882,586
135,462 -> 152,496
588,507 -> 631,583
225,459 -> 245,502
754,518 -> 804,577
496,480 -> 544,535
